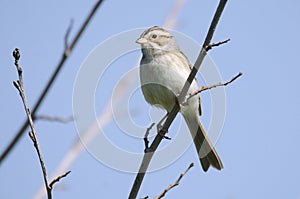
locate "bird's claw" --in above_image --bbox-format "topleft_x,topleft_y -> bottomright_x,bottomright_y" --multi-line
157,127 -> 171,140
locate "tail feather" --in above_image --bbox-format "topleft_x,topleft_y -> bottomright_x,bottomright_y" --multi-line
183,113 -> 223,171
200,156 -> 210,172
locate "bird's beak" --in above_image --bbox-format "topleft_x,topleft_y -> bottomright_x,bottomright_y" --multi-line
136,38 -> 147,45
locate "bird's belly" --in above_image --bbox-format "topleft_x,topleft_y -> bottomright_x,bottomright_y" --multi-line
140,62 -> 198,112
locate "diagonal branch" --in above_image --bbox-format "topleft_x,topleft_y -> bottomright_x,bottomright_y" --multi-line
156,163 -> 194,199
128,0 -> 228,198
205,38 -> 230,51
0,0 -> 105,165
185,72 -> 243,102
49,171 -> 71,189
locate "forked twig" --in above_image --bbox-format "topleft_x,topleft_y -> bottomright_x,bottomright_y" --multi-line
64,19 -> 74,51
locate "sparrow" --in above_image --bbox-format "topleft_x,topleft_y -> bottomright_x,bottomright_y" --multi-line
136,26 -> 223,171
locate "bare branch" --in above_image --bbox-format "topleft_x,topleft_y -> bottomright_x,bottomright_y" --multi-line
205,38 -> 230,51
128,1 -> 228,198
12,48 -> 71,199
12,48 -> 52,199
49,171 -> 71,189
156,163 -> 194,199
0,0 -> 105,165
186,72 -> 243,102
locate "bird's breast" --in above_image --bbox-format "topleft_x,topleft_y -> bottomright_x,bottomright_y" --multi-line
139,56 -> 198,113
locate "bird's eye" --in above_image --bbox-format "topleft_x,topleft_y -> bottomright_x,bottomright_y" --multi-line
151,34 -> 157,39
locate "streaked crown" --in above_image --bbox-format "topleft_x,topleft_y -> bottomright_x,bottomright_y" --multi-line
136,26 -> 179,55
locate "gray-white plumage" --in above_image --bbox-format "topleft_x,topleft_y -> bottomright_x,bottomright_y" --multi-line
137,26 -> 223,171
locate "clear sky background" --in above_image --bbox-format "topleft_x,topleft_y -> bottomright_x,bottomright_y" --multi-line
1,0 -> 300,199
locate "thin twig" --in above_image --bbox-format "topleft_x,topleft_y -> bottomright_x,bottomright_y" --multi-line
12,49 -> 70,199
128,1 -> 228,198
35,115 -> 74,123
156,163 -> 194,199
49,171 -> 71,189
186,72 -> 243,102
0,0 -> 105,165
12,48 -> 52,199
205,38 -> 230,51
64,19 -> 74,52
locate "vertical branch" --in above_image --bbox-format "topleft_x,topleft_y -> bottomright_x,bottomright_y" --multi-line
12,49 -> 71,199
12,48 -> 51,199
128,0 -> 228,198
0,0 -> 105,165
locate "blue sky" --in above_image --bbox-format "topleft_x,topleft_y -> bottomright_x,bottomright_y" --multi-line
1,0 -> 300,199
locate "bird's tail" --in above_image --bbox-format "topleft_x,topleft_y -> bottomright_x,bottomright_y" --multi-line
183,112 -> 223,172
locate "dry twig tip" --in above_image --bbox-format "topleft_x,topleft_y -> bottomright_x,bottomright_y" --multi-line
12,48 -> 70,199
185,72 -> 243,102
156,163 -> 194,199
49,171 -> 71,189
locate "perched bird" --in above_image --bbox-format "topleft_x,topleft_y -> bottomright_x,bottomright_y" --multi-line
136,26 -> 223,171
